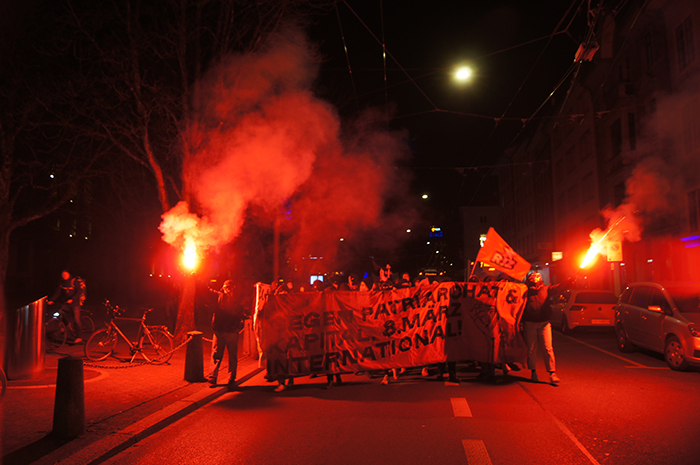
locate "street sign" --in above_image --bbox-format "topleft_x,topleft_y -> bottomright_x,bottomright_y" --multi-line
607,241 -> 622,261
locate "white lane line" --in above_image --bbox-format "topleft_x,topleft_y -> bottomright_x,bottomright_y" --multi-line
451,397 -> 472,417
520,384 -> 601,465
546,409 -> 601,465
565,336 -> 650,368
462,439 -> 492,465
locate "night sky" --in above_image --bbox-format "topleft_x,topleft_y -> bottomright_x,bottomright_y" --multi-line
2,1 -> 591,298
309,1 -> 581,209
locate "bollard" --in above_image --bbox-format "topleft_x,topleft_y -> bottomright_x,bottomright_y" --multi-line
184,331 -> 206,382
52,356 -> 85,439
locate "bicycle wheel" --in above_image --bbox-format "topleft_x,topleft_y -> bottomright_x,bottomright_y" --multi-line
80,314 -> 95,337
45,318 -> 67,351
85,328 -> 118,361
140,329 -> 174,364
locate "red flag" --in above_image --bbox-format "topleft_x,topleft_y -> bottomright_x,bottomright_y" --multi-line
475,228 -> 531,281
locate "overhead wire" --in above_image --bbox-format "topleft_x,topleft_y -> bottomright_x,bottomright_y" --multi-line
464,0 -> 586,205
334,1 -> 592,208
340,0 -> 439,111
334,0 -> 360,116
380,0 -> 389,124
474,0 -> 583,160
336,1 -> 590,125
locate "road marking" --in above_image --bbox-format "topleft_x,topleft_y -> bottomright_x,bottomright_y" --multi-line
462,439 -> 492,465
451,397 -> 472,417
520,384 -> 601,465
565,336 -> 649,368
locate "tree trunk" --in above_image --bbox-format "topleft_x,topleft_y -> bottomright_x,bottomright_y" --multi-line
174,272 -> 196,344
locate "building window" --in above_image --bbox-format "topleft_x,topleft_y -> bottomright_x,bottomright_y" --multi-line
567,184 -> 580,211
628,113 -> 636,150
614,182 -> 626,208
682,98 -> 700,153
565,145 -> 577,174
581,172 -> 594,201
558,194 -> 566,217
555,159 -> 564,183
689,189 -> 700,233
579,130 -> 592,162
676,16 -> 695,72
610,119 -> 622,158
645,33 -> 654,70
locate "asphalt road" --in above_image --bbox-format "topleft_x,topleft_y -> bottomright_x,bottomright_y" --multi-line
102,329 -> 700,465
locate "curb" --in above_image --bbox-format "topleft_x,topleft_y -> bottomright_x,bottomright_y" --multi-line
32,364 -> 264,465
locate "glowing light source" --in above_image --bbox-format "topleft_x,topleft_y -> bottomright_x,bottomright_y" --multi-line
454,66 -> 473,81
422,194 -> 428,199
182,241 -> 198,271
580,216 -> 626,269
580,242 -> 603,269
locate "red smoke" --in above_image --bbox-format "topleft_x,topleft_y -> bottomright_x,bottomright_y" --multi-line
160,27 -> 413,269
585,155 -> 680,264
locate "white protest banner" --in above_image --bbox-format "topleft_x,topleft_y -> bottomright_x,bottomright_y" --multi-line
255,282 -> 528,381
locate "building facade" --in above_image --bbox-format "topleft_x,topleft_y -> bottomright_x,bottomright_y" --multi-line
499,0 -> 700,291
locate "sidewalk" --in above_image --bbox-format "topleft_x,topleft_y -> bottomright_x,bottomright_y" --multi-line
1,331 -> 263,465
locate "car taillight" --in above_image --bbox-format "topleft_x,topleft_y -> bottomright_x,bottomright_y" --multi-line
689,324 -> 700,338
569,305 -> 585,311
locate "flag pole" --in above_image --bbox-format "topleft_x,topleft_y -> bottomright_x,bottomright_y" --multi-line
468,260 -> 479,280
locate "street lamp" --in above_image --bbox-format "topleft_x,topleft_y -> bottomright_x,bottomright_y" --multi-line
454,65 -> 473,82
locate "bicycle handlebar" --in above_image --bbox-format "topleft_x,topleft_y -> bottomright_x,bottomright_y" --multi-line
103,300 -> 154,320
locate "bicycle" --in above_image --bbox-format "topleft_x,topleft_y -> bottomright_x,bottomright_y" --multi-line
45,303 -> 95,351
84,300 -> 174,364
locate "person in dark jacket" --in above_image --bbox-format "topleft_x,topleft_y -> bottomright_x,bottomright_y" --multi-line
522,272 -> 573,384
47,270 -> 84,343
208,280 -> 247,390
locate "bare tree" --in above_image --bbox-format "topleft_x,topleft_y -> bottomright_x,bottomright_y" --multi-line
0,4 -> 107,328
46,0 -> 331,339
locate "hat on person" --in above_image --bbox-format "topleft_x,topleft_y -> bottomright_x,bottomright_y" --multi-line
222,280 -> 234,290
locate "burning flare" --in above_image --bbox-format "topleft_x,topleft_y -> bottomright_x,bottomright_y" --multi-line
182,240 -> 198,271
580,216 -> 626,269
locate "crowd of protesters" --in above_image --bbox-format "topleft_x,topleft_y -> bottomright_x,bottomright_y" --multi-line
261,264 -> 572,391
271,263 -> 450,297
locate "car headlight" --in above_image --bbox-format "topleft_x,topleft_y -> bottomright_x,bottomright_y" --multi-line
689,323 -> 700,338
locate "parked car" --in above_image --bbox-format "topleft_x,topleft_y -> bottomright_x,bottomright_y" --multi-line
614,282 -> 700,371
550,289 -> 618,334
